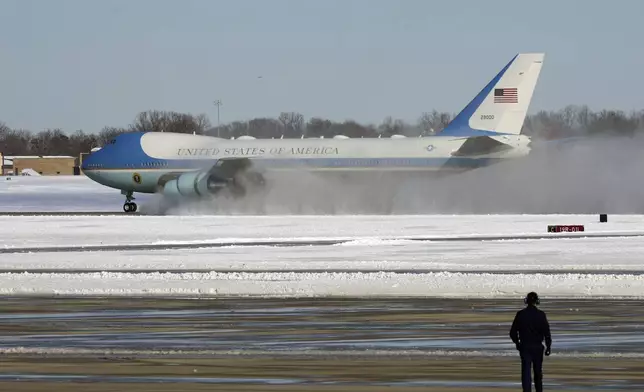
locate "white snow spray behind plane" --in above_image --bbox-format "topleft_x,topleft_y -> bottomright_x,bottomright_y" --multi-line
82,53 -> 545,213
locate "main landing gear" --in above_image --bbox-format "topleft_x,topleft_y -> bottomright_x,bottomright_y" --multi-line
123,190 -> 137,213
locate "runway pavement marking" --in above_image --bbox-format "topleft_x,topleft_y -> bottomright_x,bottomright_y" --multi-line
2,347 -> 644,358
0,211 -> 131,216
1,269 -> 643,275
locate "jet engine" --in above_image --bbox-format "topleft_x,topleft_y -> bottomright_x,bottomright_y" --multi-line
158,159 -> 266,200
160,170 -> 244,199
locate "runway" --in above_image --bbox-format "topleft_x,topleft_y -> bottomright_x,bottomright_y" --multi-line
2,213 -> 644,297
1,297 -> 643,391
0,211 -> 130,216
3,231 -> 644,254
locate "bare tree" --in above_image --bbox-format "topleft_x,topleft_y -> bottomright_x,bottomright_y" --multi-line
226,121 -> 249,139
248,118 -> 282,138
306,117 -> 333,138
130,110 -> 168,132
0,128 -> 31,155
97,126 -> 129,146
69,130 -> 97,154
130,110 -> 212,135
193,113 -> 212,135
588,110 -> 638,136
278,112 -> 305,137
417,112 -> 435,135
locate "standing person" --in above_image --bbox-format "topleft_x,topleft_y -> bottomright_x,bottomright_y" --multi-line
509,292 -> 552,392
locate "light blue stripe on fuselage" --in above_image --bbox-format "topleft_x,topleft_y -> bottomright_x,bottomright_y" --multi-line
83,156 -> 502,194
88,156 -> 503,171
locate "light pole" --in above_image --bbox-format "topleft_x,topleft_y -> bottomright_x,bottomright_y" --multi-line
213,100 -> 222,137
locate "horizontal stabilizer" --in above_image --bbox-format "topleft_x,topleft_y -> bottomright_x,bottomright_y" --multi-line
450,136 -> 514,157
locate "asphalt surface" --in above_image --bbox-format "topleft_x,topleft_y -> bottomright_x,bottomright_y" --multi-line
0,296 -> 641,355
1,297 -> 643,391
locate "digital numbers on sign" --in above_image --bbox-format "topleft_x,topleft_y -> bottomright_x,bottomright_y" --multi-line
547,225 -> 584,233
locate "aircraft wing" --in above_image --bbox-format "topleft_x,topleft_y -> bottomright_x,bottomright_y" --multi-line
212,157 -> 254,178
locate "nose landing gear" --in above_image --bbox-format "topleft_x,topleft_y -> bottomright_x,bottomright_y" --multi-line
123,191 -> 138,213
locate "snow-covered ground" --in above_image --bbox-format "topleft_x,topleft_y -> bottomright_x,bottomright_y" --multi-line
0,175 -> 133,211
4,236 -> 644,272
2,176 -> 644,298
4,214 -> 644,248
3,214 -> 644,298
2,270 -> 644,298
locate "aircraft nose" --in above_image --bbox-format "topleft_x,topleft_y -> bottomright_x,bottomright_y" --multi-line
81,151 -> 96,172
81,148 -> 104,177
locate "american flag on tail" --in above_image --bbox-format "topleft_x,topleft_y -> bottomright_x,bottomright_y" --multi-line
494,87 -> 518,103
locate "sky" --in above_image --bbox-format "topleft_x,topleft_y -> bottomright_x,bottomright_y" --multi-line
1,0 -> 643,133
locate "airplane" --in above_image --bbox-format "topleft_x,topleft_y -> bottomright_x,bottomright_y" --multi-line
81,52 -> 545,213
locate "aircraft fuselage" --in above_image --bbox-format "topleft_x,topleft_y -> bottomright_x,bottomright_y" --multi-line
82,132 -> 531,194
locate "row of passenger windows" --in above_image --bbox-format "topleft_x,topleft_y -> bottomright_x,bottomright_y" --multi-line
118,162 -> 168,169
84,162 -> 168,168
141,162 -> 169,167
120,162 -> 170,168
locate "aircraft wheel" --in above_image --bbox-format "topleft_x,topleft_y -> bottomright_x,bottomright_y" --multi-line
123,202 -> 138,213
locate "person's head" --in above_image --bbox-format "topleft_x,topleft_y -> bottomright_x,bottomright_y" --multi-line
524,292 -> 540,306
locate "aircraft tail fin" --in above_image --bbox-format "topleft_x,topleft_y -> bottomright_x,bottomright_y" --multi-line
440,53 -> 545,137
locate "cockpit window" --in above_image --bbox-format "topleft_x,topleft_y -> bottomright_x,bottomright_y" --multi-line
108,139 -> 116,144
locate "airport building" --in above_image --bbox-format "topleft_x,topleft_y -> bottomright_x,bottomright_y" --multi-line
0,154 -> 77,176
0,154 -> 11,175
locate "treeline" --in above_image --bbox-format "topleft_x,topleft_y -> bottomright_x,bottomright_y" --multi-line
1,106 -> 643,157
